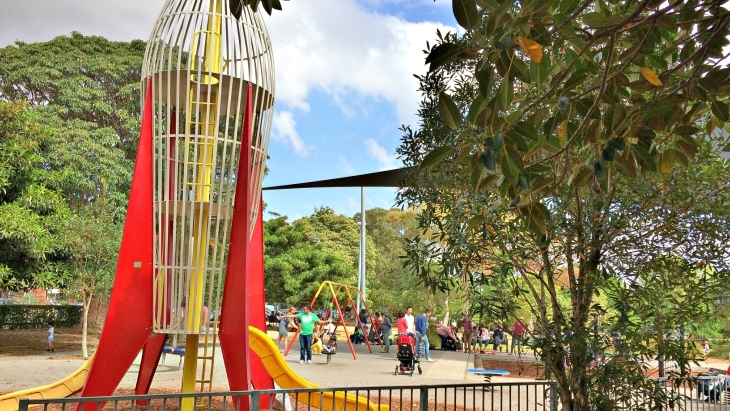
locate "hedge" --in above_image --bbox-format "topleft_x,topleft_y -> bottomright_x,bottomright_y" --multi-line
0,305 -> 82,329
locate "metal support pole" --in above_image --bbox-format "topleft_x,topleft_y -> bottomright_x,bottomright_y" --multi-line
419,386 -> 429,411
549,381 -> 559,411
357,187 -> 366,312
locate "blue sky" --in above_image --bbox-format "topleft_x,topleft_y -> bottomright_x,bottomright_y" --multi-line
0,0 -> 458,221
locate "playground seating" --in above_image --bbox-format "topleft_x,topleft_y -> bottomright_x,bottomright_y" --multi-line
160,346 -> 185,371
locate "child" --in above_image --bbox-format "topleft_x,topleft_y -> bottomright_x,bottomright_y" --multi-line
311,336 -> 324,354
46,321 -> 55,352
703,340 -> 711,356
478,326 -> 490,353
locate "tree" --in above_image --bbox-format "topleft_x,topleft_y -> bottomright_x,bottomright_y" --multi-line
359,208 -> 445,315
397,2 -> 730,410
0,101 -> 71,292
56,205 -> 120,358
0,33 -> 145,160
0,35 -> 136,354
264,208 -> 373,306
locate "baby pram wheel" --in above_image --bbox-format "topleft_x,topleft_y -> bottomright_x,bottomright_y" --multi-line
394,365 -> 398,375
418,366 -> 422,375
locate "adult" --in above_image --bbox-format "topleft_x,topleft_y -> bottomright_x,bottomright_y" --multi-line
476,325 -> 490,353
462,312 -> 474,354
370,312 -> 382,342
380,311 -> 393,353
397,310 -> 409,335
404,306 -> 415,335
276,306 -> 296,352
492,325 -> 505,351
415,308 -> 434,362
511,317 -> 525,354
437,324 -> 459,350
282,304 -> 329,364
359,308 -> 369,340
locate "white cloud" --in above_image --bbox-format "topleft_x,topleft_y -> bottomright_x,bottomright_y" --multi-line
272,111 -> 310,156
337,155 -> 356,174
365,139 -> 398,170
265,0 -> 454,126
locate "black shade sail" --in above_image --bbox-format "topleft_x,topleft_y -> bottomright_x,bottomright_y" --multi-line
263,166 -> 417,190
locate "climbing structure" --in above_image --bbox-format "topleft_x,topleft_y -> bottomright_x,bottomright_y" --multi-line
285,281 -> 383,360
77,1 -> 275,409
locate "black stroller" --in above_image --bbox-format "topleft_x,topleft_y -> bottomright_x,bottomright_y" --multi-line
697,372 -> 726,403
394,334 -> 422,376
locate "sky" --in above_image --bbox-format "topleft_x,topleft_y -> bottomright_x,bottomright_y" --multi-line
0,0 -> 459,222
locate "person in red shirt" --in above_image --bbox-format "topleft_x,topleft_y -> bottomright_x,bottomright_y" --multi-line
397,310 -> 409,335
370,312 -> 382,342
511,317 -> 525,354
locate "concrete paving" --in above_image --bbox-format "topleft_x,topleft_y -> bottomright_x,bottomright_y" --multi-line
0,332 -> 521,394
2,331 -> 727,396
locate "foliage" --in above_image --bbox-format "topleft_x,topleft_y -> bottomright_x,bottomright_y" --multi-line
0,305 -> 82,330
397,1 -> 730,410
0,32 -> 145,160
0,101 -> 71,290
264,208 -> 372,306
358,208 -> 445,315
0,34 -> 138,292
55,204 -> 120,357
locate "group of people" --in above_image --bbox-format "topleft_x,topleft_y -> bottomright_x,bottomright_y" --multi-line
273,302 -> 529,365
277,304 -> 336,364
436,313 -> 527,354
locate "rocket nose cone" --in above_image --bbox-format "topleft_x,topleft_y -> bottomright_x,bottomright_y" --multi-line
230,0 -> 243,19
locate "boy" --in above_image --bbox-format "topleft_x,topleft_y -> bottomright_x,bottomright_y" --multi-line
46,321 -> 55,352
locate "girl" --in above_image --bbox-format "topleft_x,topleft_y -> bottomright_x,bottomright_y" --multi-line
276,306 -> 296,352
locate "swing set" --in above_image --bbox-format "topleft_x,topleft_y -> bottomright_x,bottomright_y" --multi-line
285,281 -> 384,360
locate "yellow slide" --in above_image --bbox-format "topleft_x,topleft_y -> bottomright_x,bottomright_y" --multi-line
248,327 -> 389,411
0,355 -> 93,411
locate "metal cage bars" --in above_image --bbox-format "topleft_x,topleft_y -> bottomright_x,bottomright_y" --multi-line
141,0 -> 275,336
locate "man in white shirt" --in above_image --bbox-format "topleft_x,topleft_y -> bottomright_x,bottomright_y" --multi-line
404,306 -> 415,335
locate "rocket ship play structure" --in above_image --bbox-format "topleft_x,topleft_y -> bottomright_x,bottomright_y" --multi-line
80,0 -> 275,403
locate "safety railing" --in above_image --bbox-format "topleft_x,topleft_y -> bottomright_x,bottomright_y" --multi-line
18,382 -> 559,411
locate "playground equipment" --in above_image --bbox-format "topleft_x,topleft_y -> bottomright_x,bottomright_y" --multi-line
0,1 -> 277,410
285,281 -> 384,360
0,327 -> 388,411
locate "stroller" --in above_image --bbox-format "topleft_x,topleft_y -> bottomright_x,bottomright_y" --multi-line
394,334 -> 422,376
697,372 -> 726,403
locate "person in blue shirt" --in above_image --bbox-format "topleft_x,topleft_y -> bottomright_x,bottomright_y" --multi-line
415,308 -> 434,362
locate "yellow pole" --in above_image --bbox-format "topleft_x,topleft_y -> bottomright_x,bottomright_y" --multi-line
181,1 -> 222,408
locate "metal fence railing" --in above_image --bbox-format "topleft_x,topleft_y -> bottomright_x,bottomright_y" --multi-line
18,382 -> 560,411
642,375 -> 730,411
21,376 -> 730,411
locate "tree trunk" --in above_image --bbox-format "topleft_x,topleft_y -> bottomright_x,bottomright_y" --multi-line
443,294 -> 450,325
81,292 -> 91,358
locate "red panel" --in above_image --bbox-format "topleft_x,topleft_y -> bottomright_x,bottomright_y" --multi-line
248,197 -> 274,402
79,77 -> 155,406
218,82 -> 253,396
134,333 -> 167,402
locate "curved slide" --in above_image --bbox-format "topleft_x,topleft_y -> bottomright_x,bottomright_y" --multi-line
0,329 -> 388,411
248,326 -> 388,411
0,355 -> 94,411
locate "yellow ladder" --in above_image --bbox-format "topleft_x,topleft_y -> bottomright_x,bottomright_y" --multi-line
195,325 -> 218,407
